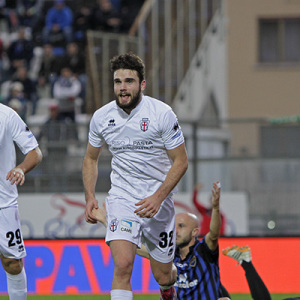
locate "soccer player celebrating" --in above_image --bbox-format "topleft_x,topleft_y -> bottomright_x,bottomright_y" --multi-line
0,103 -> 42,299
82,52 -> 188,300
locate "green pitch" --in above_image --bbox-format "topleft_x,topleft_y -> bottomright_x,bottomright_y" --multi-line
0,294 -> 299,299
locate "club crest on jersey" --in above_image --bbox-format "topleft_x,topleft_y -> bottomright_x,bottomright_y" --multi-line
189,256 -> 197,267
109,218 -> 119,232
140,118 -> 150,132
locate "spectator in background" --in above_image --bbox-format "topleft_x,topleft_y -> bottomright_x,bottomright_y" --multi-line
37,43 -> 61,95
16,0 -> 43,30
42,0 -> 73,51
37,100 -> 70,191
120,0 -> 145,33
60,42 -> 86,102
12,66 -> 38,115
73,6 -> 93,47
6,27 -> 34,76
6,81 -> 27,121
92,0 -> 121,33
0,0 -> 18,32
53,67 -> 81,123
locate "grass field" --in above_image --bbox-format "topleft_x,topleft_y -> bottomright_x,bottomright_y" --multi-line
0,294 -> 299,299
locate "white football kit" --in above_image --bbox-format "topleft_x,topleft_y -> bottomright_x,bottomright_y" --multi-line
0,104 -> 38,259
89,95 -> 185,262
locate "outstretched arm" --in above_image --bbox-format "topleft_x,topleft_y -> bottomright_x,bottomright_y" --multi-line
205,181 -> 221,251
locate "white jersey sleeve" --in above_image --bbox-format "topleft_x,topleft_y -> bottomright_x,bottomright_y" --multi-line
160,109 -> 185,150
88,111 -> 106,148
9,111 -> 38,155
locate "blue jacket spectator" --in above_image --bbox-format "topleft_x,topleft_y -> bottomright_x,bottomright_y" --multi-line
42,0 -> 73,46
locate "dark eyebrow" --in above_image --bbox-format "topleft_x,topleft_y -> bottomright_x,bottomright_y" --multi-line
114,77 -> 136,82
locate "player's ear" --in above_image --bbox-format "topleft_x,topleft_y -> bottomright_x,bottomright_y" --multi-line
141,80 -> 146,91
193,227 -> 200,238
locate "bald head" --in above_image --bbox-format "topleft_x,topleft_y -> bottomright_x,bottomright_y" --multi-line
175,212 -> 200,248
176,212 -> 199,229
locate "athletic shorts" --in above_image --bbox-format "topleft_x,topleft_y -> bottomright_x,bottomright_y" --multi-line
105,195 -> 176,263
0,206 -> 26,259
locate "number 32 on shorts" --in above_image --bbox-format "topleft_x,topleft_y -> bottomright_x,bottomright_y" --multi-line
159,230 -> 174,248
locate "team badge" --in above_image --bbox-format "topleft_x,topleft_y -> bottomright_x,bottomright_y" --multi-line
189,256 -> 197,267
109,218 -> 119,232
140,118 -> 150,132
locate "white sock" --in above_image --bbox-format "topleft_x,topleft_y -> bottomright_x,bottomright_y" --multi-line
6,268 -> 27,300
111,289 -> 133,300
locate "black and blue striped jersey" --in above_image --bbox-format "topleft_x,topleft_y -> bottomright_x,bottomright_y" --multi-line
174,238 -> 222,300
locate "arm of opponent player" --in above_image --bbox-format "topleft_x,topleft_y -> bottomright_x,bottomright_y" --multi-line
6,147 -> 42,186
82,142 -> 103,224
205,181 -> 222,251
134,143 -> 188,218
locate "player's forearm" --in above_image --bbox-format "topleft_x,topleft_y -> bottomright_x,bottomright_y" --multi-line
82,156 -> 98,202
17,147 -> 43,174
209,207 -> 221,240
154,156 -> 188,202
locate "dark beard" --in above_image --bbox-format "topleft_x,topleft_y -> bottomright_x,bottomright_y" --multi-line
116,87 -> 142,111
176,234 -> 193,248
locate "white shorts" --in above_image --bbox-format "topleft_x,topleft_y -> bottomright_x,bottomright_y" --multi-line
105,195 -> 176,263
0,206 -> 26,259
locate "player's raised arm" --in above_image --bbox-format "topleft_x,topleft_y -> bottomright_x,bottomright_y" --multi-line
205,181 -> 222,251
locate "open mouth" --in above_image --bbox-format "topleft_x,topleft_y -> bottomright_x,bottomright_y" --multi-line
119,93 -> 131,103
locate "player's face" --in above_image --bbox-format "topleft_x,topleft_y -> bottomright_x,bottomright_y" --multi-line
113,69 -> 146,113
175,213 -> 198,248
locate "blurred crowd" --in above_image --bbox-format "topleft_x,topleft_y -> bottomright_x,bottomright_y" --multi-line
0,0 -> 145,126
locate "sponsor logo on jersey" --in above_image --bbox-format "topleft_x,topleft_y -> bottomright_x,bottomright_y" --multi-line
140,118 -> 150,132
109,218 -> 119,232
173,122 -> 179,131
132,140 -> 153,146
168,247 -> 174,256
175,273 -> 198,288
120,219 -> 133,234
18,245 -> 25,252
108,119 -> 116,126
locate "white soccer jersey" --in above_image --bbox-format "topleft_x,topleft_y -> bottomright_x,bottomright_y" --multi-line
0,104 -> 38,208
89,95 -> 185,201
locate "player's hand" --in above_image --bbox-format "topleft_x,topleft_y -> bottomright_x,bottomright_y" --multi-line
211,181 -> 221,209
134,195 -> 162,218
85,198 -> 99,224
6,167 -> 25,186
92,203 -> 107,227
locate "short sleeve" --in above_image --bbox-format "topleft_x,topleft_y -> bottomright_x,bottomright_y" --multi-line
9,111 -> 38,155
161,109 -> 185,150
88,113 -> 105,148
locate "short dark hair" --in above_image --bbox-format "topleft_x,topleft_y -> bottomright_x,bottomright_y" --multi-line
110,52 -> 145,82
